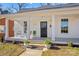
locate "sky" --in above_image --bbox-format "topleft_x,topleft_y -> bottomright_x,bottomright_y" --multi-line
0,3 -> 65,13
1,3 -> 66,9
1,3 -> 41,8
0,3 -> 41,13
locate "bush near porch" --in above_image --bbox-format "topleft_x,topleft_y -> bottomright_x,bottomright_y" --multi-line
42,46 -> 79,56
0,33 -> 4,42
0,43 -> 25,56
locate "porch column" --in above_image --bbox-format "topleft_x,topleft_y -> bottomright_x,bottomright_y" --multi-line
5,19 -> 8,40
28,16 -> 30,39
52,16 -> 56,41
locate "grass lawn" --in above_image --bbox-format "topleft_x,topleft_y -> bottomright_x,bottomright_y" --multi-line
0,43 -> 25,56
42,46 -> 79,56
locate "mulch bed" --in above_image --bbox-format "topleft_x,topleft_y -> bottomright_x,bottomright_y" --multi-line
42,45 -> 79,56
27,45 -> 44,50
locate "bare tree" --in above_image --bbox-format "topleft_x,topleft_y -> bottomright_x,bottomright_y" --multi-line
9,3 -> 29,13
40,3 -> 52,7
0,4 -> 3,14
40,3 -> 45,6
46,3 -> 52,5
17,3 -> 27,11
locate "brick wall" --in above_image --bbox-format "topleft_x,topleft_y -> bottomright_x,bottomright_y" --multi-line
0,18 -> 5,38
8,20 -> 14,37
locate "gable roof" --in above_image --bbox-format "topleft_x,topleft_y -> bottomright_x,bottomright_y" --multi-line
19,3 -> 79,13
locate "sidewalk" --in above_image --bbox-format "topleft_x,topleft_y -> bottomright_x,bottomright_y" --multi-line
20,48 -> 42,56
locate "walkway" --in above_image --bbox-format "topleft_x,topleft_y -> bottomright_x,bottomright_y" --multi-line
20,48 -> 42,56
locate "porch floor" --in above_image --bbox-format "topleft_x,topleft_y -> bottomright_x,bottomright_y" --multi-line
5,37 -> 79,45
54,38 -> 79,45
29,38 -> 79,45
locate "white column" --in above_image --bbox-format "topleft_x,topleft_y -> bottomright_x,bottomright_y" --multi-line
28,16 -> 30,39
52,16 -> 56,41
5,20 -> 8,40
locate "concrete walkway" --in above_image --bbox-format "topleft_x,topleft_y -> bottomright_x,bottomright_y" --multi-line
20,48 -> 42,56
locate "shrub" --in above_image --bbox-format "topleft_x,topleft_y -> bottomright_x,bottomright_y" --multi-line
24,40 -> 30,45
12,40 -> 16,44
0,36 -> 3,42
0,37 -> 2,42
44,39 -> 52,45
67,41 -> 73,47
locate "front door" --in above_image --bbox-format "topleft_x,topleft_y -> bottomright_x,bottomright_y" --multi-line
40,21 -> 47,37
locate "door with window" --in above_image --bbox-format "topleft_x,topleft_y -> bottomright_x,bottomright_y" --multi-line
40,21 -> 47,37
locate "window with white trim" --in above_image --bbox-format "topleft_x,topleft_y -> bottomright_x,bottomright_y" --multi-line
61,19 -> 68,33
24,21 -> 27,33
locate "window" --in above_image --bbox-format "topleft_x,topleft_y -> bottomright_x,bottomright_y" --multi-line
61,19 -> 68,33
24,21 -> 27,33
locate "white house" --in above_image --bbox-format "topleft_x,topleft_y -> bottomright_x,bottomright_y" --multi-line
0,3 -> 79,44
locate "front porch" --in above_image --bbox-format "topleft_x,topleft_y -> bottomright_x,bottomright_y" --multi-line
29,38 -> 79,45
0,13 -> 79,45
54,38 -> 79,45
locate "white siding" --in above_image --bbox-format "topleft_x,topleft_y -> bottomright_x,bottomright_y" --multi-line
55,15 -> 79,38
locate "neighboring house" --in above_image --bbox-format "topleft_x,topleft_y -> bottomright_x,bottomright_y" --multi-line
0,3 -> 79,43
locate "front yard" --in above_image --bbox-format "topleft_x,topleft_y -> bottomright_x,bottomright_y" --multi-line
0,43 -> 25,56
42,46 -> 79,56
